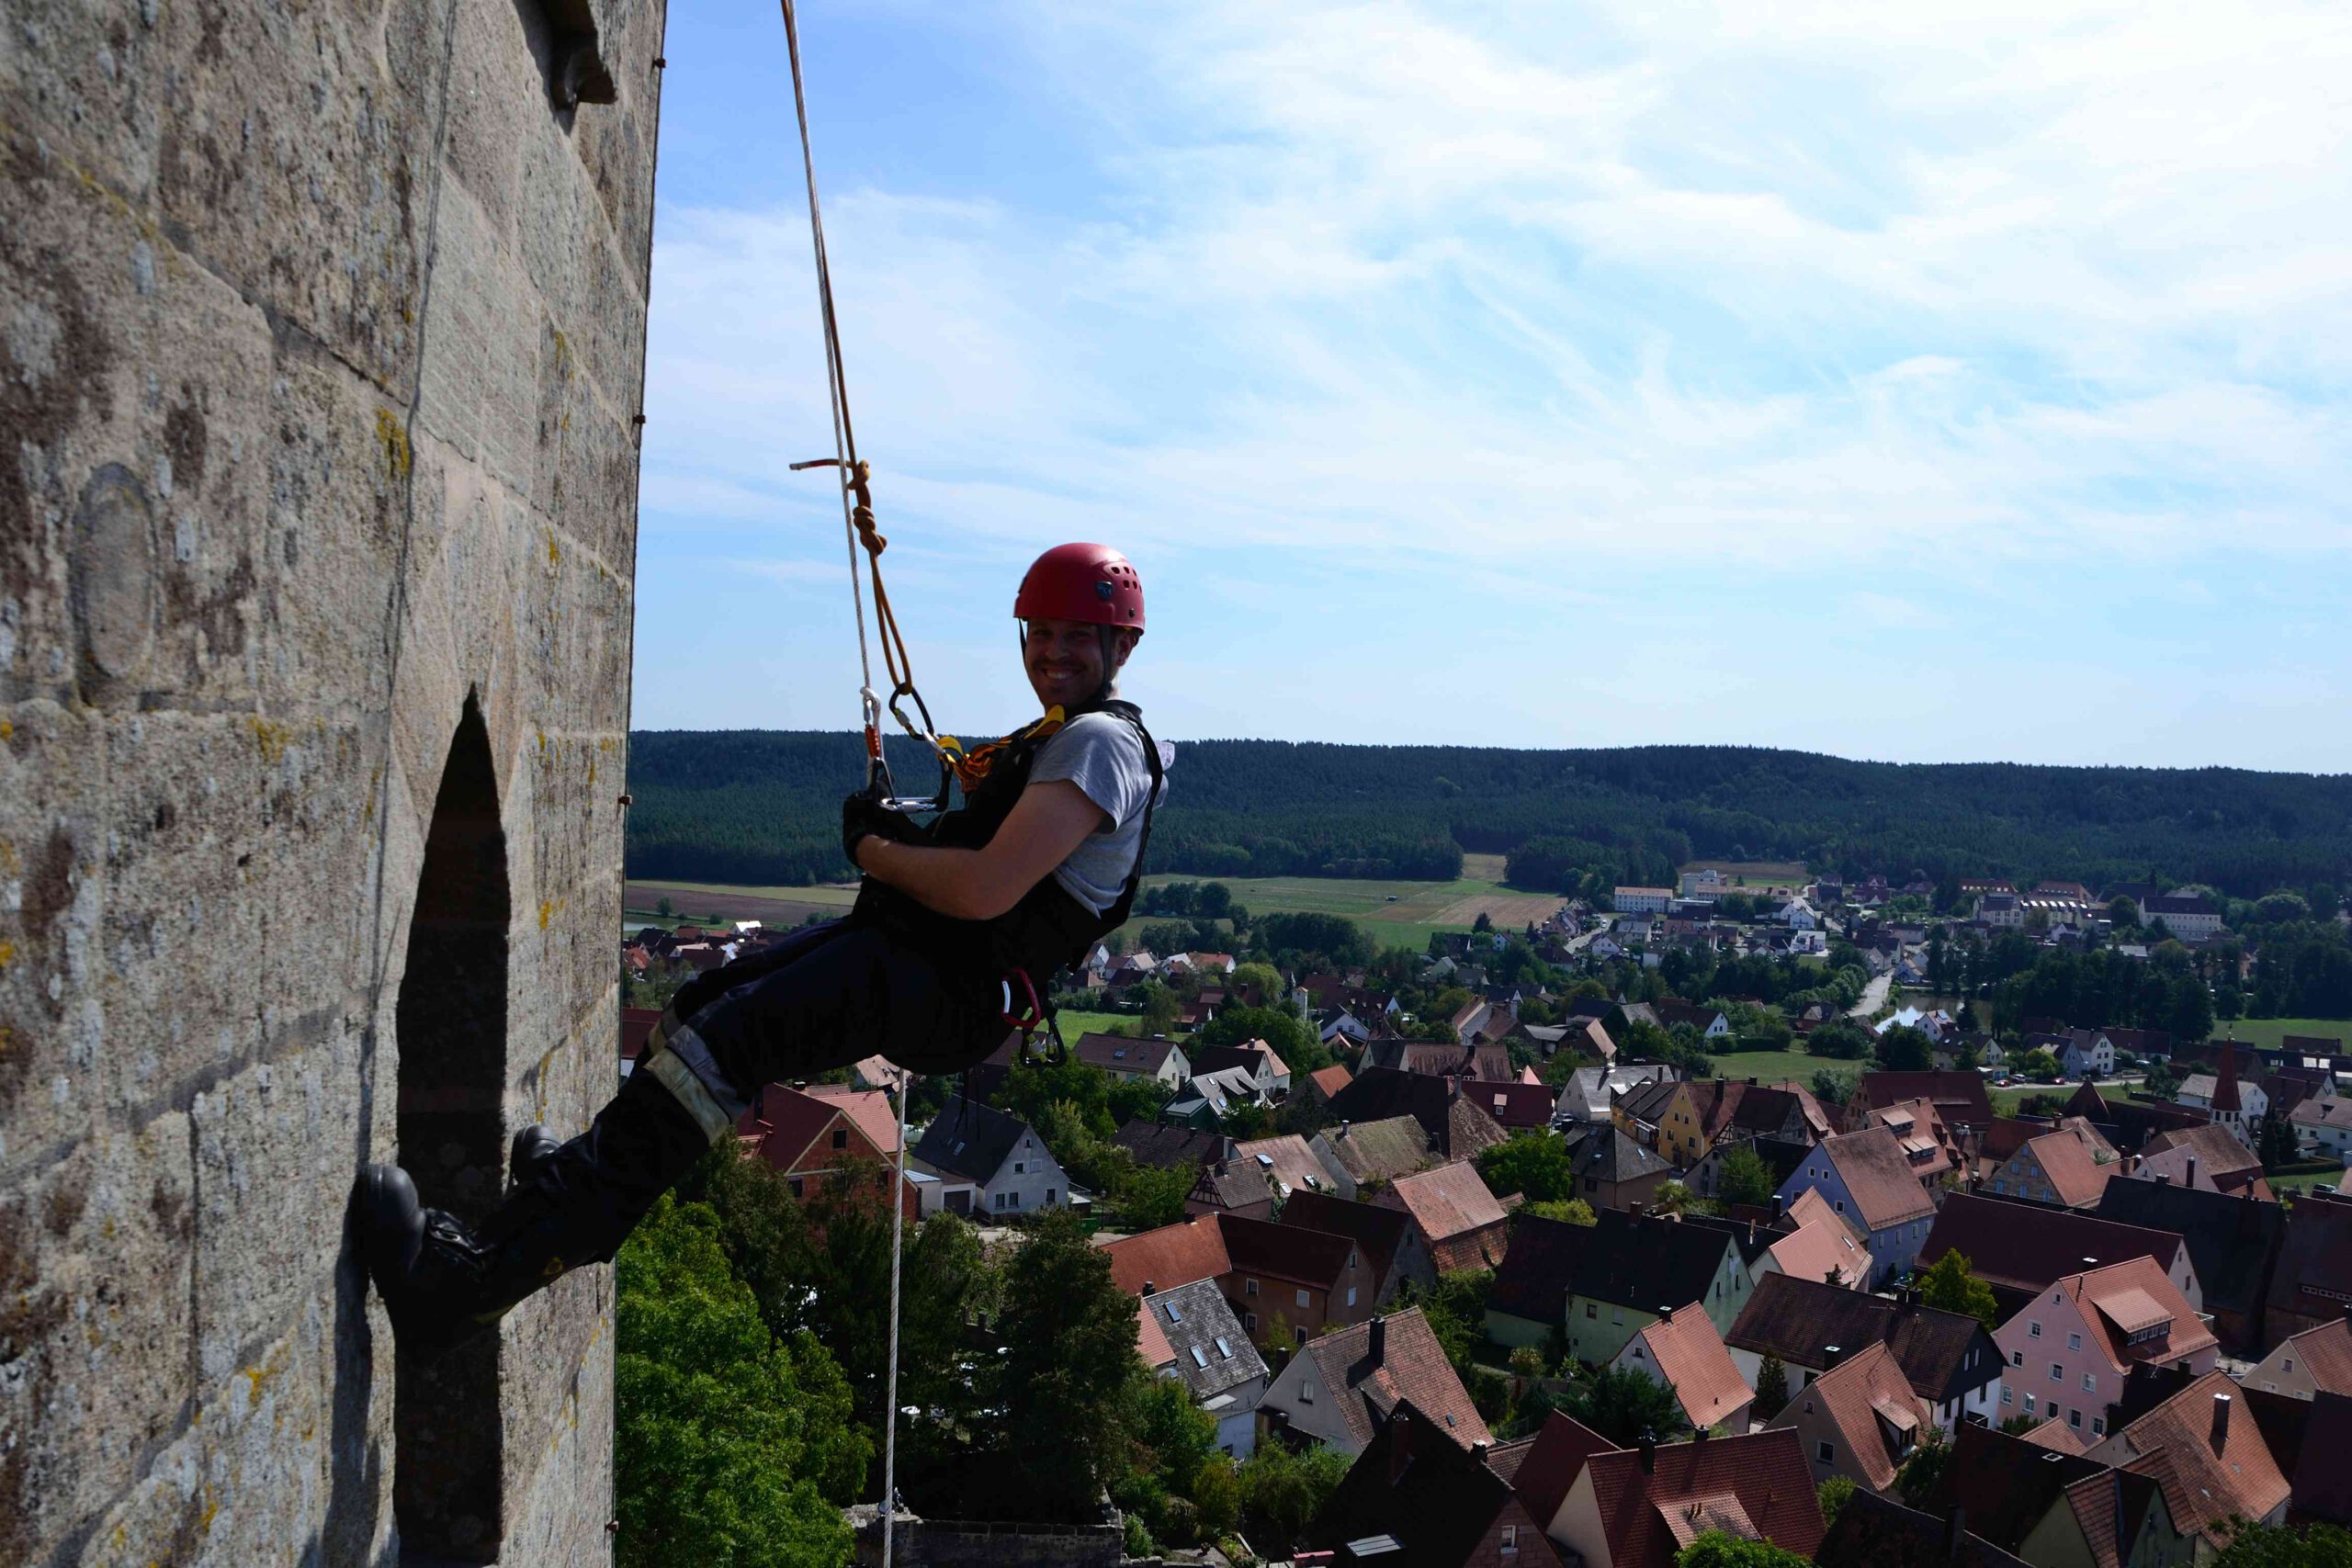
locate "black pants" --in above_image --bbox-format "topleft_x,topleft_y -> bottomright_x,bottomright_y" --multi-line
656,919 -> 1006,1115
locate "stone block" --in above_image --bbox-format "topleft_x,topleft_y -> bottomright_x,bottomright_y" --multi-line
0,1113 -> 196,1567
0,700 -> 107,1177
147,0 -> 433,394
441,0 -> 537,243
414,181 -> 544,498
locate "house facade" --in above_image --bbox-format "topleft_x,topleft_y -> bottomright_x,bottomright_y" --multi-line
1775,1127 -> 1939,1287
1990,1258 -> 2217,1442
907,1098 -> 1074,1217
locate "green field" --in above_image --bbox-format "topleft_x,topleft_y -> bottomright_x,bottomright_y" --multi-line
1127,853 -> 1561,953
2211,1017 -> 2350,1052
1702,1044 -> 1834,1088
1055,1010 -> 1136,1040
2273,1168 -> 2346,1199
623,854 -> 1562,956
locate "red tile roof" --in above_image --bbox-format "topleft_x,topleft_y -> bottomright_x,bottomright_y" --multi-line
1278,1190 -> 1409,1292
2101,1371 -> 2290,1546
1774,1342 -> 1932,1492
1920,1192 -> 2184,1302
1768,1213 -> 1868,1289
1377,1162 -> 1510,1272
1629,1303 -> 1753,1431
1136,1299 -> 1176,1368
2021,1416 -> 2088,1454
2055,1257 -> 2215,1374
1580,1428 -> 1826,1568
1510,1412 -> 1622,1532
1481,1080 -> 1562,1131
1100,1215 -> 1232,1296
799,1082 -> 900,1156
2020,1129 -> 2120,1208
1296,1308 -> 1490,1450
2272,1317 -> 2352,1395
740,1083 -> 856,1174
1821,1126 -> 1938,1232
1307,1063 -> 1354,1100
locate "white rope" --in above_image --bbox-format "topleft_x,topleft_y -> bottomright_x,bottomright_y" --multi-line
777,0 -> 875,715
883,1073 -> 911,1563
777,6 -> 906,1560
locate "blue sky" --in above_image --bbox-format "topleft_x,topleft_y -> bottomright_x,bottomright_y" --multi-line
633,2 -> 2352,772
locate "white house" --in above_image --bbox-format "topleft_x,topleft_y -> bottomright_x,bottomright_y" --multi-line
2289,1096 -> 2352,1160
1779,897 -> 1819,931
908,1098 -> 1074,1218
2141,893 -> 2222,942
1613,886 -> 1673,916
1139,1280 -> 1270,1456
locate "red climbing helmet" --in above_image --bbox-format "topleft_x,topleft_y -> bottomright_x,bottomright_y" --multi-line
1013,543 -> 1145,632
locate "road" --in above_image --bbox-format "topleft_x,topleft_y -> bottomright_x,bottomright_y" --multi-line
1848,973 -> 1892,1018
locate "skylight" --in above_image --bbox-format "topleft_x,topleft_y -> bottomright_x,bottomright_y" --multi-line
1191,1346 -> 1209,1369
1164,1301 -> 1183,1324
1215,1337 -> 1233,1358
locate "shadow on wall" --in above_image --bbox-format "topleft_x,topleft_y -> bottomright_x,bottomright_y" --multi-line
391,693 -> 511,1562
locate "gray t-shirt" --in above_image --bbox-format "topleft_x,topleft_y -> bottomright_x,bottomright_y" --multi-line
1027,711 -> 1170,915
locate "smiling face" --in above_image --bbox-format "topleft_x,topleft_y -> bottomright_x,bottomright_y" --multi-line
1023,618 -> 1136,711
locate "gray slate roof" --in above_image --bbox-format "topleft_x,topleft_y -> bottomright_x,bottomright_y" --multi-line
1141,1279 -> 1267,1400
910,1096 -> 1029,1183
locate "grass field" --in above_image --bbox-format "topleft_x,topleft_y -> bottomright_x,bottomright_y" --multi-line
2212,1017 -> 2351,1051
1702,1043 -> 1835,1087
1055,1010 -> 1136,1039
2273,1168 -> 2346,1199
625,856 -> 1565,955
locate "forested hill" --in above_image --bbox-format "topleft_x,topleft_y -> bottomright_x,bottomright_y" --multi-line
624,731 -> 2352,898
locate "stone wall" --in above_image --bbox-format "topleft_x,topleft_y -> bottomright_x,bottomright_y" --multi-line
847,1507 -> 1131,1568
1,0 -> 664,1561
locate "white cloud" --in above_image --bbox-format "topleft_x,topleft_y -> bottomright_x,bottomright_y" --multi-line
637,0 -> 2352,764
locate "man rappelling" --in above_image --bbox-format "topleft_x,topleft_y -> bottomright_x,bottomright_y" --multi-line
354,543 -> 1164,1355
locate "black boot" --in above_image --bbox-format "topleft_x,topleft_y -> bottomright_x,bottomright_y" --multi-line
510,1122 -> 561,1190
353,1069 -> 714,1359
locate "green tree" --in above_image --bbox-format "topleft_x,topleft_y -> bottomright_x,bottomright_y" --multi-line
1808,1020 -> 1873,1061
1894,1428 -> 1950,1508
1815,1476 -> 1856,1531
2143,1059 -> 2181,1100
1477,1133 -> 1576,1205
1230,961 -> 1283,1003
1402,1269 -> 1496,1371
987,1208 -> 1147,1519
1565,1366 -> 1691,1446
657,895 -> 675,919
1877,1025 -> 1935,1072
1752,1352 -> 1792,1421
1139,982 -> 1183,1036
1716,1145 -> 1777,1209
1675,1529 -> 1810,1566
1916,1248 -> 2001,1330
2018,1047 -> 2063,1080
2256,1113 -> 2301,1172
2210,1521 -> 2352,1567
1115,1160 -> 1200,1230
1521,1198 -> 1599,1226
616,1195 -> 865,1568
1810,1067 -> 1857,1105
1237,1438 -> 1351,1552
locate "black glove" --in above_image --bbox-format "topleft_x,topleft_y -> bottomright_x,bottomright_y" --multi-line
842,793 -> 915,868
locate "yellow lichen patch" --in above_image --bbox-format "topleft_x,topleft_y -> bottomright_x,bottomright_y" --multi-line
375,409 -> 412,479
247,717 -> 290,763
0,939 -> 14,970
585,757 -> 594,785
546,528 -> 560,568
538,900 -> 554,931
0,718 -> 12,739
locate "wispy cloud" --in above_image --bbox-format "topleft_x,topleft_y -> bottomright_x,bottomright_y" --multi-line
635,1 -> 2352,769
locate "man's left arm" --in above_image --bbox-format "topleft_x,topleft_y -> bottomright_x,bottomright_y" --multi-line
854,780 -> 1104,920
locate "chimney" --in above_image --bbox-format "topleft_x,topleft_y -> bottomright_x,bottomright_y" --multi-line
1143,1281 -> 1156,1296
1338,1119 -> 1350,1138
2185,1156 -> 2199,1190
2210,1392 -> 2231,1452
1472,1438 -> 1492,1461
1945,1505 -> 1969,1562
1387,1407 -> 1414,1484
1824,1343 -> 1846,1371
1369,1314 -> 1387,1364
1771,1193 -> 1784,1223
1637,1430 -> 1658,1474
